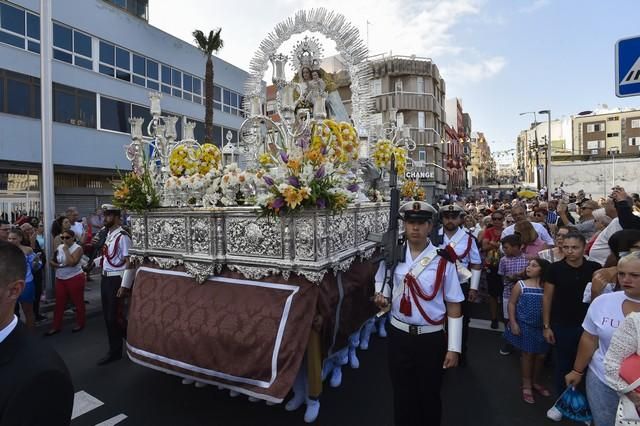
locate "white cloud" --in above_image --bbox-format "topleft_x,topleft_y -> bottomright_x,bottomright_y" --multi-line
440,56 -> 507,84
519,0 -> 550,14
149,0 -> 484,71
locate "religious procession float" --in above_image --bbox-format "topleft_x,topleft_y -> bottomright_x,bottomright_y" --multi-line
115,9 -> 421,423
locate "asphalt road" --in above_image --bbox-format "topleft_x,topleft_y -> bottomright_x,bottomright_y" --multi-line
41,312 -> 579,426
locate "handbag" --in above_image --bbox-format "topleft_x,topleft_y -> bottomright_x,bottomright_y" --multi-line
616,376 -> 640,426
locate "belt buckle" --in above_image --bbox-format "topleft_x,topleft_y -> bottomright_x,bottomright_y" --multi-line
409,325 -> 418,335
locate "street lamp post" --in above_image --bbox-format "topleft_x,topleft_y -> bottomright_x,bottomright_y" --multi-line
538,110 -> 551,200
520,111 -> 540,191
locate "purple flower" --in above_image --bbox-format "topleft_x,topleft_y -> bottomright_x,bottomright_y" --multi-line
271,197 -> 285,209
263,175 -> 275,186
320,145 -> 328,155
296,135 -> 310,149
314,165 -> 325,179
287,175 -> 300,187
280,151 -> 289,163
347,183 -> 360,193
316,198 -> 327,209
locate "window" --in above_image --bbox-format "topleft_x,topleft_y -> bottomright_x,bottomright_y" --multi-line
606,132 -> 619,138
193,119 -> 205,142
171,69 -> 181,88
115,47 -> 129,69
418,111 -> 425,130
629,137 -> 640,147
26,13 -> 38,39
0,5 -> 40,52
396,112 -> 404,128
586,123 -> 603,133
213,125 -> 222,146
100,96 -> 131,133
631,119 -> 640,128
586,140 -> 605,150
73,31 -> 91,57
395,80 -> 403,92
53,84 -> 96,128
213,85 -> 221,110
52,23 -> 73,63
132,54 -> 145,76
2,70 -> 40,118
161,65 -> 171,85
416,76 -> 424,93
418,150 -> 426,162
607,116 -> 619,121
131,104 -> 152,131
1,3 -> 25,36
7,78 -> 29,116
146,60 -> 158,80
371,79 -> 381,95
223,89 -> 231,113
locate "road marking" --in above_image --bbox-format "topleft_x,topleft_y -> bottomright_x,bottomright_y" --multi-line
95,414 -> 128,425
71,391 -> 104,420
469,318 -> 504,333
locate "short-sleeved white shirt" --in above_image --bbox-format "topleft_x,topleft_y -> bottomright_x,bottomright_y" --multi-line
501,221 -> 554,246
441,227 -> 481,269
102,226 -> 131,272
582,291 -> 626,385
375,242 -> 464,326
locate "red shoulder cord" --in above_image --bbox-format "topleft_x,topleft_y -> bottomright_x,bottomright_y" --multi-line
101,234 -> 126,268
399,257 -> 449,325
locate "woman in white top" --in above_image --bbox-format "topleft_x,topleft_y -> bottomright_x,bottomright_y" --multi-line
45,229 -> 86,335
605,311 -> 640,411
565,252 -> 640,426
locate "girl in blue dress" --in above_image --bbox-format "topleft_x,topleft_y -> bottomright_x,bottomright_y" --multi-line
504,257 -> 551,404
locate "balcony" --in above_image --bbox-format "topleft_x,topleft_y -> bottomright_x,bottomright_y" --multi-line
374,92 -> 443,115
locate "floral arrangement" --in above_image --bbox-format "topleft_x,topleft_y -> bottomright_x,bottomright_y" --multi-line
255,120 -> 361,217
371,139 -> 407,174
113,166 -> 160,213
400,180 -> 426,201
169,143 -> 221,177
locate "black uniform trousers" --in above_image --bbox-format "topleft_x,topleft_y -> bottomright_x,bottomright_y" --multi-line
101,274 -> 126,356
388,325 -> 447,426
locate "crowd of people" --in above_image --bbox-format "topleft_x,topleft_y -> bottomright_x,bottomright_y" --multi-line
435,185 -> 640,426
2,187 -> 640,425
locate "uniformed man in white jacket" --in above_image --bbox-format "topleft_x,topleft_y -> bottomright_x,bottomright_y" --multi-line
94,204 -> 136,366
438,204 -> 482,364
374,201 -> 464,426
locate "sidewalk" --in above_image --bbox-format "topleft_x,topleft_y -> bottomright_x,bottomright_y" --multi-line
37,272 -> 104,327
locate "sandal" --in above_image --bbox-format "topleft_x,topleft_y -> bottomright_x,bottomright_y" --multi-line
533,383 -> 551,397
522,387 -> 535,404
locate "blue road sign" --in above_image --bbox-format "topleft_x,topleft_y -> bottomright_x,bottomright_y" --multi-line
616,35 -> 640,97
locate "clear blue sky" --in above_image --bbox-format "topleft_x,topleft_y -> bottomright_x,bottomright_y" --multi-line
444,0 -> 640,152
151,0 -> 640,153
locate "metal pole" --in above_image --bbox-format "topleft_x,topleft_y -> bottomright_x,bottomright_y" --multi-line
546,112 -> 551,200
612,150 -> 616,188
533,112 -> 540,191
40,0 -> 55,299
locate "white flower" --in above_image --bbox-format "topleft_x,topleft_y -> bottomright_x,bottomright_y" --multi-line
256,193 -> 272,207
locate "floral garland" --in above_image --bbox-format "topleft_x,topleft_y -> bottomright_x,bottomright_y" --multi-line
401,180 -> 426,201
371,139 -> 407,174
169,144 -> 222,177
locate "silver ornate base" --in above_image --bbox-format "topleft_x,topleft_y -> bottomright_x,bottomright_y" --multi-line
129,203 -> 389,284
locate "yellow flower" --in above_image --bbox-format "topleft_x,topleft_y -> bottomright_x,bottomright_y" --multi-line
283,186 -> 303,209
287,158 -> 302,175
299,186 -> 311,200
305,149 -> 324,165
258,153 -> 274,166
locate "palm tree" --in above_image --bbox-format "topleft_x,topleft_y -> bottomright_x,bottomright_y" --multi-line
192,28 -> 224,144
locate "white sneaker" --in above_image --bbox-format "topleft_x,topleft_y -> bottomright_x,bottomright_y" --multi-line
181,378 -> 195,385
194,381 -> 207,388
546,406 -> 562,422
